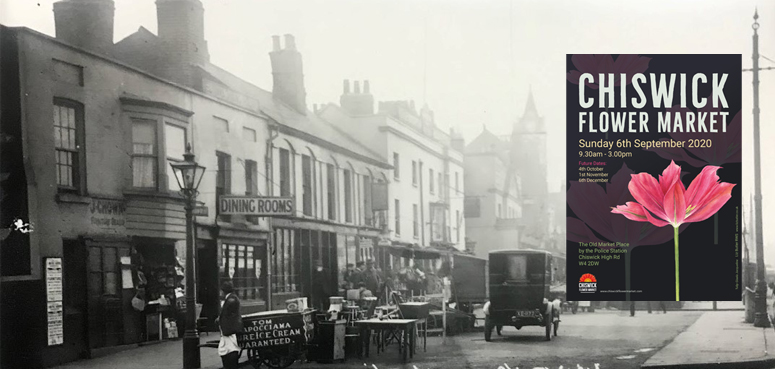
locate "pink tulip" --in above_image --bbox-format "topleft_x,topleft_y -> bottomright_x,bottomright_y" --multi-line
611,161 -> 735,228
610,160 -> 736,301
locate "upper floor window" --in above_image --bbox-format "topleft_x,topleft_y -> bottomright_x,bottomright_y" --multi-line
344,169 -> 353,223
131,118 -> 157,188
279,148 -> 291,197
327,164 -> 336,220
165,123 -> 187,191
245,159 -> 259,224
302,155 -> 313,216
455,172 -> 459,194
413,204 -> 419,238
412,161 -> 418,186
215,116 -> 229,133
429,169 -> 435,194
393,153 -> 400,180
53,99 -> 85,193
217,151 -> 232,221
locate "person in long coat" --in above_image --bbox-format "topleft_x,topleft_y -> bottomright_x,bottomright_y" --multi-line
311,261 -> 332,311
217,281 -> 242,369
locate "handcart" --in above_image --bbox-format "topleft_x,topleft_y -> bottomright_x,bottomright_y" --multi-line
235,309 -> 317,369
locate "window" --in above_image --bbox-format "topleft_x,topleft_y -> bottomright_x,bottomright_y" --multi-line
455,172 -> 459,194
363,175 -> 373,226
271,229 -> 298,293
53,99 -> 84,192
394,199 -> 401,235
393,152 -> 400,180
413,204 -> 419,238
215,116 -> 229,132
302,155 -> 312,216
344,169 -> 353,222
131,118 -> 157,188
222,244 -> 266,303
327,164 -> 336,220
242,127 -> 257,142
412,161 -> 417,186
217,152 -> 232,221
429,169 -> 435,194
279,148 -> 291,197
165,123 -> 186,191
53,60 -> 83,86
245,159 -> 259,223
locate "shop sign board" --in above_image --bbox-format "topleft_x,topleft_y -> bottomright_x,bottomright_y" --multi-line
218,196 -> 294,216
89,198 -> 126,233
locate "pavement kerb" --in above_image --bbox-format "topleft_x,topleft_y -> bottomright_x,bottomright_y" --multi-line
640,357 -> 775,369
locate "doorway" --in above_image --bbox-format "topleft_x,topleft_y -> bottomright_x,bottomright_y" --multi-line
63,239 -> 89,359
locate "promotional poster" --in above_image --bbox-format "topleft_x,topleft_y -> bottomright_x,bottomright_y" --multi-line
566,54 -> 742,302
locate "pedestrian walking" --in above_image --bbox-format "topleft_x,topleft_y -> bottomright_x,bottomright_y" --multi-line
647,301 -> 652,314
311,261 -> 332,311
362,259 -> 382,303
659,301 -> 667,313
630,301 -> 636,317
217,281 -> 242,369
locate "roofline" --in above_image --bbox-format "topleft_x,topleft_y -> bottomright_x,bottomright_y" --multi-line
5,25 -> 275,122
8,25 -> 391,169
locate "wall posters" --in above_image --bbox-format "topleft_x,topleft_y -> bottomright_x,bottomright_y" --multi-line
566,54 -> 742,302
45,258 -> 64,345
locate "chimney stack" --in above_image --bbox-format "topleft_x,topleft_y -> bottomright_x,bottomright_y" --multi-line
340,79 -> 374,116
270,34 -> 307,114
155,0 -> 210,86
54,0 -> 115,54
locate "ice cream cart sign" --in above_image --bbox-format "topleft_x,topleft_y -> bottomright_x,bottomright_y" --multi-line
238,312 -> 313,349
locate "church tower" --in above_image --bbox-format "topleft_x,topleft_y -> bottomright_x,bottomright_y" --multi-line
509,89 -> 549,245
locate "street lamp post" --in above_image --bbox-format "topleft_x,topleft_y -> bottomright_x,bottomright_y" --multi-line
750,10 -> 771,328
170,144 -> 207,368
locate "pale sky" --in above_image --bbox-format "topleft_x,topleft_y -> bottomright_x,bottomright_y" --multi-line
2,0 -> 774,263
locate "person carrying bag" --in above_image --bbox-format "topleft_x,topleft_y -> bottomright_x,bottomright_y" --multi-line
216,281 -> 242,369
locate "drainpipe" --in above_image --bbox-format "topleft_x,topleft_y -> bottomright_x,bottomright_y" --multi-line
419,160 -> 425,247
265,123 -> 279,310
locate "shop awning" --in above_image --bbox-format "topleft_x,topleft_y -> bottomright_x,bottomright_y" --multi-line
379,242 -> 442,260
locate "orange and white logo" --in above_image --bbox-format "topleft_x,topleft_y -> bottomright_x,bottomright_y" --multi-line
579,273 -> 597,293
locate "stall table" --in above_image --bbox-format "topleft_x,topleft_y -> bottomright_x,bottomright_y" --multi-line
353,318 -> 417,364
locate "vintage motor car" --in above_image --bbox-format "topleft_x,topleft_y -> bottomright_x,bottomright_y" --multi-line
484,249 -> 561,342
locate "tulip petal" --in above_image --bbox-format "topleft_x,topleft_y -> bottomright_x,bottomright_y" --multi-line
658,160 -> 682,195
628,173 -> 669,221
685,182 -> 735,223
663,180 -> 687,226
685,165 -> 722,206
611,202 -> 649,222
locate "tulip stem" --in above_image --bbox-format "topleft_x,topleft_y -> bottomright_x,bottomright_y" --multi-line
674,226 -> 680,301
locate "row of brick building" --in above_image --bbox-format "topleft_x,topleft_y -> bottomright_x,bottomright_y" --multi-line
0,0 -> 468,367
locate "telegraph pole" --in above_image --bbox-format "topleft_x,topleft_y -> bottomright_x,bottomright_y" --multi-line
749,9 -> 771,328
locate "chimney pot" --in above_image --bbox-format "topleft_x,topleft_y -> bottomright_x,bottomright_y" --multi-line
354,81 -> 361,94
364,80 -> 370,94
272,35 -> 281,51
344,79 -> 350,94
284,34 -> 296,50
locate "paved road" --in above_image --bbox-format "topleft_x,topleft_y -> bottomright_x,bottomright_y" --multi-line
295,309 -> 703,369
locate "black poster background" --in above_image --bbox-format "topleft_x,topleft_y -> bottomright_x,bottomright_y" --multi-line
566,54 -> 742,301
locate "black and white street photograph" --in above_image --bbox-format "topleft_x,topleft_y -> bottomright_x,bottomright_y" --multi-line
0,1 -> 774,368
